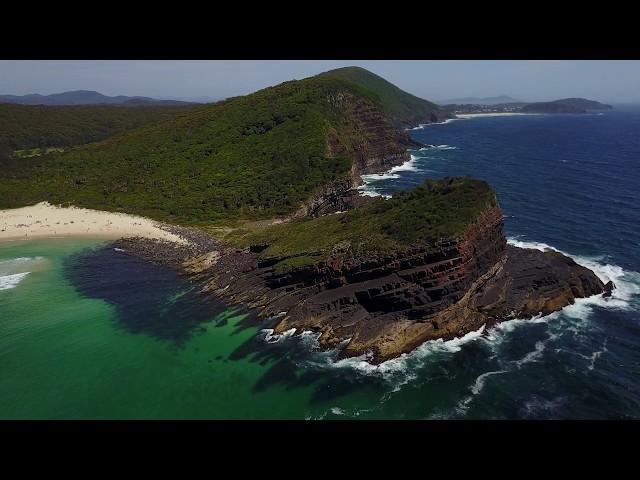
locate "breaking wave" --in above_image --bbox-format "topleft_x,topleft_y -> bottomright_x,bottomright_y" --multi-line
265,236 -> 639,401
0,272 -> 30,291
406,118 -> 462,131
299,325 -> 489,392
356,150 -> 445,198
0,256 -> 45,291
418,144 -> 458,151
507,237 -> 640,313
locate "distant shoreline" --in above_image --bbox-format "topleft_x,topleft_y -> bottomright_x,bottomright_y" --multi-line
455,112 -> 543,118
0,202 -> 187,244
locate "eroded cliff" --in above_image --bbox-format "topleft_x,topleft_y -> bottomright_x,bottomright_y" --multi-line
296,89 -> 422,218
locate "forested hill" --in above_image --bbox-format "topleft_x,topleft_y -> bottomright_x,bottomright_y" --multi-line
521,98 -> 613,114
0,68 -> 442,223
550,98 -> 613,110
318,66 -> 452,127
0,103 -> 201,156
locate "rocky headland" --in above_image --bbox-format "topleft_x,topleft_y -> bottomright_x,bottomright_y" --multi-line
114,177 -> 611,364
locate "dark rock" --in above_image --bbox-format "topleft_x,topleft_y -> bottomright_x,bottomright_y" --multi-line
181,204 -> 604,363
603,280 -> 616,298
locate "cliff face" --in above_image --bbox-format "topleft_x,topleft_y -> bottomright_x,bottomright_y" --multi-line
296,89 -> 421,218
325,89 -> 421,179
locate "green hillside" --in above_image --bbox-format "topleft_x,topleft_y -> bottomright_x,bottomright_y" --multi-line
0,68 -> 451,225
0,103 -> 199,156
227,177 -> 497,272
0,75 -> 392,222
319,66 -> 451,126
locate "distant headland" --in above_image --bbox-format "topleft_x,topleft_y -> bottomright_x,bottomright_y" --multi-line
441,97 -> 613,115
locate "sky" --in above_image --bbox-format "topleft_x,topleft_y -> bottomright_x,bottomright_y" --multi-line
1,60 -> 639,103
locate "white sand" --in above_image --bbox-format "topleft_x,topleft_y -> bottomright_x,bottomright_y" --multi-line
0,202 -> 187,244
455,112 -> 542,118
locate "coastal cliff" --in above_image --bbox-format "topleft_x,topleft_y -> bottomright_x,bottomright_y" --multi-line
115,178 -> 608,363
297,89 -> 421,217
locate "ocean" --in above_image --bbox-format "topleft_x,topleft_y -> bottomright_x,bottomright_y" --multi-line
1,108 -> 639,419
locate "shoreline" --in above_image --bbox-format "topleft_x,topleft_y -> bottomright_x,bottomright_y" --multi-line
455,112 -> 542,118
0,202 -> 188,244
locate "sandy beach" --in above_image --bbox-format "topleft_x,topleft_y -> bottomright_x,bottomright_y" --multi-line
0,202 -> 187,244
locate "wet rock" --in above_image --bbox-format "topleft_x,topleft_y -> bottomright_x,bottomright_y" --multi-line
602,280 -> 616,298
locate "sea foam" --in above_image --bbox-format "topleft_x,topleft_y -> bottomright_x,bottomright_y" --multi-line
507,237 -> 640,313
305,237 -> 638,385
254,232 -> 638,395
0,256 -> 44,291
0,272 -> 30,291
356,154 -> 424,197
406,118 -> 462,131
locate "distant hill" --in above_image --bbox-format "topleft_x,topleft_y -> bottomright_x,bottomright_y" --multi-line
442,96 -> 613,115
0,103 -> 200,154
318,66 -> 452,127
521,102 -> 586,114
522,98 -> 613,114
0,90 -> 194,106
439,95 -> 522,106
550,98 -> 613,111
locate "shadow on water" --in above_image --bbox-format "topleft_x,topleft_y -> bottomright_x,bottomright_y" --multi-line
65,244 -> 380,403
65,245 -> 231,346
229,330 -> 384,404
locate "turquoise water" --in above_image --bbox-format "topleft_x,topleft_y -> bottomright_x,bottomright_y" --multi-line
0,238 -> 320,419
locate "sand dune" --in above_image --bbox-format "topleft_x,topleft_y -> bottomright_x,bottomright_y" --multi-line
0,202 -> 187,244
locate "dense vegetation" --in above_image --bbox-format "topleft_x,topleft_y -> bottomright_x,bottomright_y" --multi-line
0,68 -> 467,231
0,76 -> 388,222
0,103 -> 199,155
319,66 -> 451,126
228,178 -> 497,269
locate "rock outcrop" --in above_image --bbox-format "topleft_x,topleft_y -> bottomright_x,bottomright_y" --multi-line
173,202 -> 605,363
